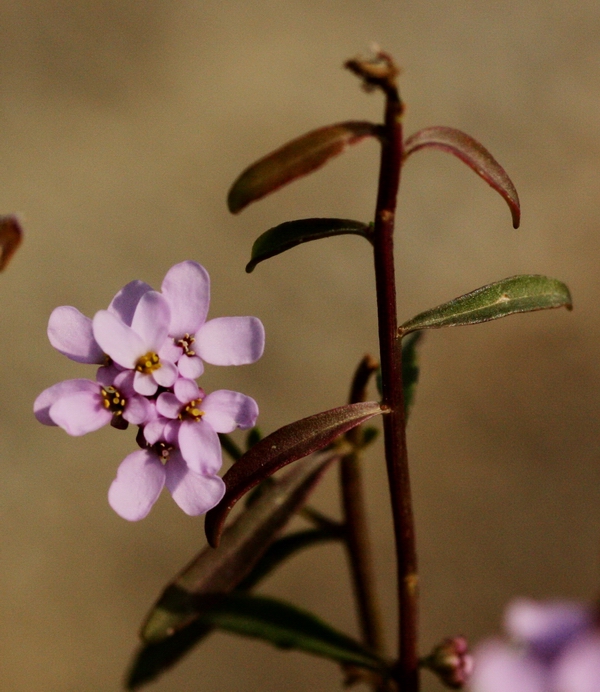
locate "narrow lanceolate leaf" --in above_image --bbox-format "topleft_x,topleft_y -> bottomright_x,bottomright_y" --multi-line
400,275 -> 572,335
228,121 -> 380,213
0,215 -> 23,271
246,218 -> 372,273
183,592 -> 389,673
142,452 -> 338,643
403,126 -> 521,228
127,528 -> 339,689
206,401 -> 386,547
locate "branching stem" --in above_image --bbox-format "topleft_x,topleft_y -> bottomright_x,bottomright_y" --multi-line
347,51 -> 419,692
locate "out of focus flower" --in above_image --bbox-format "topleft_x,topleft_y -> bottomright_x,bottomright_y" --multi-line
470,598 -> 600,692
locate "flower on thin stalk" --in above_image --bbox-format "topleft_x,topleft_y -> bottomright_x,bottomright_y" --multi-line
34,260 -> 264,521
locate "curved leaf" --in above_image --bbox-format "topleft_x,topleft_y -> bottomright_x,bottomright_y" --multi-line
184,592 -> 390,673
246,218 -> 372,273
404,126 -> 521,228
228,121 -> 380,213
400,275 -> 572,335
0,215 -> 23,271
205,401 -> 385,547
142,452 -> 337,643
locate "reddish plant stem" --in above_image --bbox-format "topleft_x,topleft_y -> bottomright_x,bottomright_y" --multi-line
340,356 -> 385,657
371,81 -> 419,689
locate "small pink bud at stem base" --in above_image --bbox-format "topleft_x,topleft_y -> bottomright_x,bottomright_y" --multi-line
420,636 -> 473,689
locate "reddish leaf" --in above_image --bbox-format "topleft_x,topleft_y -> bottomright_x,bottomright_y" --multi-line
228,121 -> 380,214
205,401 -> 385,547
404,126 -> 521,228
0,215 -> 23,270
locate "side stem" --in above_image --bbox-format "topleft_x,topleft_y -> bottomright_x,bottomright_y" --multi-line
341,355 -> 385,657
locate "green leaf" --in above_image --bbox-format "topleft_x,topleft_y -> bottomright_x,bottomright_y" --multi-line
205,401 -> 386,547
246,218 -> 372,272
238,528 -> 341,591
185,592 -> 389,673
228,121 -> 379,213
142,452 -> 338,643
403,126 -> 521,228
400,275 -> 572,334
129,530 -> 339,690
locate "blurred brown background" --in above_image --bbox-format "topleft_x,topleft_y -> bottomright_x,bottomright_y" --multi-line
2,1 -> 600,690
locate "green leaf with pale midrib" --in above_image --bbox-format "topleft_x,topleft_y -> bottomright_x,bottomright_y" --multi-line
246,218 -> 371,272
189,592 -> 390,672
400,275 -> 572,334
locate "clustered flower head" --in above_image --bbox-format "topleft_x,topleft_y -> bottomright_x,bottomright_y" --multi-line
34,261 -> 265,521
470,598 -> 600,692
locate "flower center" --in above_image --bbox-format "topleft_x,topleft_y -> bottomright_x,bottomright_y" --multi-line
180,398 -> 204,421
175,333 -> 196,357
136,351 -> 161,374
101,385 -> 125,416
153,441 -> 173,465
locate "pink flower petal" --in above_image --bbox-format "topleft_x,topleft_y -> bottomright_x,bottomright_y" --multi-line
159,339 -> 183,364
131,291 -> 171,352
34,379 -> 100,426
143,418 -> 168,445
174,377 -> 201,404
178,354 -> 204,379
93,310 -> 144,368
108,280 -> 153,326
49,389 -> 112,436
108,450 -> 166,521
161,261 -> 210,337
505,599 -> 592,659
553,632 -> 600,692
123,395 -> 151,425
96,363 -> 123,386
156,392 -> 182,419
48,306 -> 104,364
471,640 -> 546,692
133,371 -> 158,396
196,316 -> 265,366
178,418 -> 222,475
152,360 -> 177,388
165,452 -> 225,516
202,390 -> 258,432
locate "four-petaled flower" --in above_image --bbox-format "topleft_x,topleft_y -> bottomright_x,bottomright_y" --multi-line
34,261 -> 264,521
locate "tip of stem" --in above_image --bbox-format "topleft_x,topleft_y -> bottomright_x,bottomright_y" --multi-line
344,47 -> 400,96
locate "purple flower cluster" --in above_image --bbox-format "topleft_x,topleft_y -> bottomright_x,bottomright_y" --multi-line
470,598 -> 600,692
34,261 -> 264,521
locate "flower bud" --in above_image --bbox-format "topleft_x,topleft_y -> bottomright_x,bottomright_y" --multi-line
421,635 -> 473,689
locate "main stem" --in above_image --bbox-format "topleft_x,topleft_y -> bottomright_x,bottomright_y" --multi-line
372,84 -> 419,690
